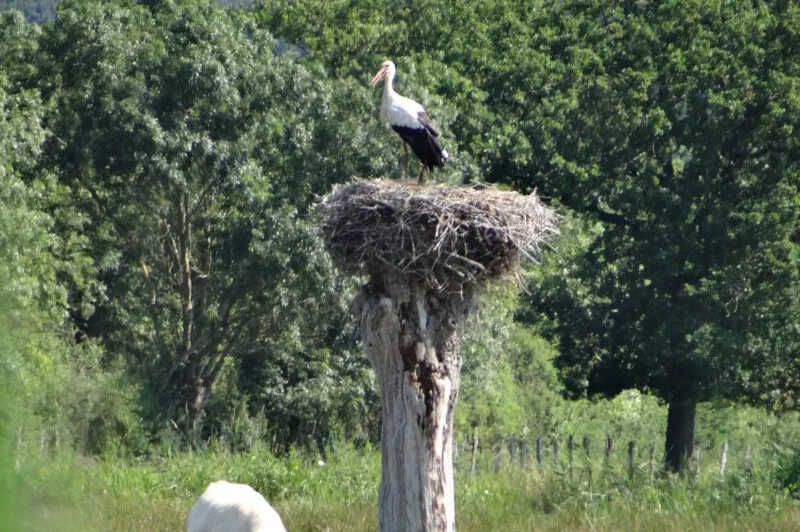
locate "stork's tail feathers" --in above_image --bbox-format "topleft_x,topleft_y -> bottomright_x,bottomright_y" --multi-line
422,124 -> 447,169
392,125 -> 447,171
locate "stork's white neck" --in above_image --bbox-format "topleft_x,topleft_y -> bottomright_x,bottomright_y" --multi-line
383,69 -> 397,100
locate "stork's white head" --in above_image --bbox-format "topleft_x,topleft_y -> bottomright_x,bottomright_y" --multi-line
370,60 -> 396,87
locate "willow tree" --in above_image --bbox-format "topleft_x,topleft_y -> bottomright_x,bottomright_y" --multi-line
319,180 -> 556,532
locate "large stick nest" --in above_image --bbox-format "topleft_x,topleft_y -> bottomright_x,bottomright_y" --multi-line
317,179 -> 558,289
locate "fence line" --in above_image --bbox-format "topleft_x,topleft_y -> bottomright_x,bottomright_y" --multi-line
461,434 -> 758,481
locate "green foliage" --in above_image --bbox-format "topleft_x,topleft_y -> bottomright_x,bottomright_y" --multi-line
0,73 -> 141,532
29,0 -> 389,447
2,0 -> 799,492
1,17 -> 141,456
776,445 -> 800,499
255,0 -> 800,469
0,75 -> 60,532
0,10 -> 42,91
510,0 -> 800,404
458,287 -> 561,445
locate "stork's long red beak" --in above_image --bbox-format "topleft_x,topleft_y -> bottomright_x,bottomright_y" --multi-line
370,67 -> 386,87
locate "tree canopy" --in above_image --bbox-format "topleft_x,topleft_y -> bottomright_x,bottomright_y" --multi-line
508,0 -> 800,469
0,0 -> 798,470
257,0 -> 800,469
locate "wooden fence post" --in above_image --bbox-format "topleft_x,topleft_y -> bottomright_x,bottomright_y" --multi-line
553,440 -> 559,470
536,438 -> 543,472
692,444 -> 701,480
719,441 -> 728,479
508,436 -> 516,467
628,440 -> 635,481
649,442 -> 656,480
491,443 -> 502,472
583,436 -> 592,487
603,436 -> 613,472
519,439 -> 527,470
15,426 -> 22,471
744,444 -> 752,473
471,427 -> 479,477
568,435 -> 574,482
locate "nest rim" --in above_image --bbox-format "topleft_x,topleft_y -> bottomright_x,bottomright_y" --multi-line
317,178 -> 559,291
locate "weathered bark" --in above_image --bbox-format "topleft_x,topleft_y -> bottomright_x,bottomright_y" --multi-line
356,274 -> 475,532
664,396 -> 696,473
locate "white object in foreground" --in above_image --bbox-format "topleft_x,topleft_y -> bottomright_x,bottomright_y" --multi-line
186,480 -> 287,532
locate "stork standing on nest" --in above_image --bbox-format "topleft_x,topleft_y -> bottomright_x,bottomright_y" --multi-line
370,60 -> 448,185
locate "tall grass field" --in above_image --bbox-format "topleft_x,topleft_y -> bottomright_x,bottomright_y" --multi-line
3,429 -> 799,532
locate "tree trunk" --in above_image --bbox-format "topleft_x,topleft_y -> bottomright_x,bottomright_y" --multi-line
178,193 -> 194,363
355,274 -> 475,532
664,396 -> 696,473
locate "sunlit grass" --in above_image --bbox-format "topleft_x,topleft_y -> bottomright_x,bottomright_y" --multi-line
4,440 -> 799,532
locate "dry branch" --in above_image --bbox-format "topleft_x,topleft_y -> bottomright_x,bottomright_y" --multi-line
317,179 -> 558,290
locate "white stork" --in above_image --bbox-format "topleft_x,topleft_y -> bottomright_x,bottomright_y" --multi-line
370,60 -> 448,184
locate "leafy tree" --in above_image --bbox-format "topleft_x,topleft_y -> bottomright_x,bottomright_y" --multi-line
457,287 -> 561,447
0,72 -> 58,446
0,10 -> 42,91
37,0 -> 386,446
506,0 -> 800,471
735,251 -> 800,414
254,0 -> 800,471
1,59 -> 142,457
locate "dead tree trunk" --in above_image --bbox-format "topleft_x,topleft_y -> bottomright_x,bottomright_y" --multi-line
356,274 -> 475,532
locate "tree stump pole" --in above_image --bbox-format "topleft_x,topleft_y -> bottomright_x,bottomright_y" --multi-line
357,276 -> 474,532
319,179 -> 557,532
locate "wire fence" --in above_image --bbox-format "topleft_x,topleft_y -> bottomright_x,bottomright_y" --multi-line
455,429 -> 773,484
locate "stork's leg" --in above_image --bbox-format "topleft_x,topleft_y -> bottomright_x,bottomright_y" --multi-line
403,141 -> 409,182
417,165 -> 426,185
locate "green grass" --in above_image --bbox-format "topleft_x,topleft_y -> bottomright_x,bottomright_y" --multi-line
4,441 -> 799,531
